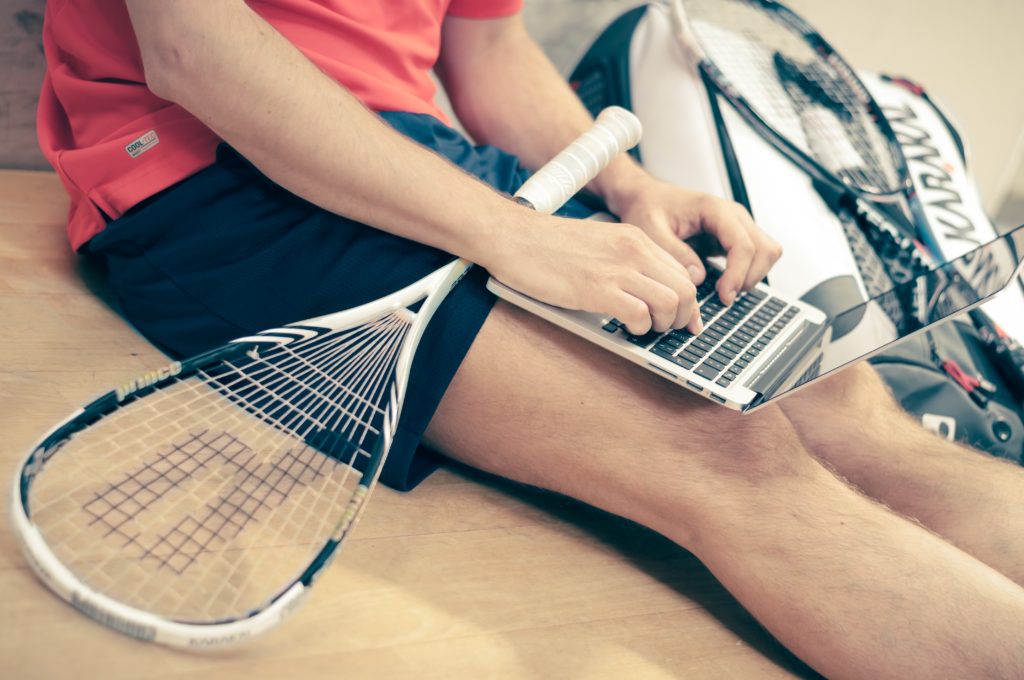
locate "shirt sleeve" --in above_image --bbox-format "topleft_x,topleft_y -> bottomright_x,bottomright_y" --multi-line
447,0 -> 523,19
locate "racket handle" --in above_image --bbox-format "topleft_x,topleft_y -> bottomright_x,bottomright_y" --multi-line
514,106 -> 643,215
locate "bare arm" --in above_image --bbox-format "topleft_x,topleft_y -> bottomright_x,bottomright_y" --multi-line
437,14 -> 782,303
437,13 -> 645,206
126,1 -> 524,266
124,0 -> 697,334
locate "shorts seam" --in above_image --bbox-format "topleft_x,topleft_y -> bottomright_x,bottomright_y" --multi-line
139,249 -> 256,340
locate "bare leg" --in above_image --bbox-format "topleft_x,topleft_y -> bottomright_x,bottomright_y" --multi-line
780,363 -> 1024,583
424,303 -> 1024,679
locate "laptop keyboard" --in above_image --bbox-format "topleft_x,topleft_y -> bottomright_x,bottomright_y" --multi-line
601,269 -> 801,388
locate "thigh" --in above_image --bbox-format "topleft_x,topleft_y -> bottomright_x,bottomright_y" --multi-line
425,300 -> 816,542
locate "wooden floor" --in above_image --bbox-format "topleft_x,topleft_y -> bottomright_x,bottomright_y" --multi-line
0,170 -> 815,679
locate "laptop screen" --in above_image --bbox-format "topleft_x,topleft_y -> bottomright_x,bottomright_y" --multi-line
758,223 -> 1024,405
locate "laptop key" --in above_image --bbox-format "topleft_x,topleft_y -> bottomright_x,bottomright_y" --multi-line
716,376 -> 732,387
692,338 -> 714,353
694,362 -> 721,381
704,357 -> 728,373
653,345 -> 677,359
670,355 -> 696,370
710,350 -> 733,364
723,340 -> 745,355
681,349 -> 703,364
603,322 -> 620,333
723,311 -> 745,325
716,345 -> 737,359
627,331 -> 661,347
734,330 -> 755,344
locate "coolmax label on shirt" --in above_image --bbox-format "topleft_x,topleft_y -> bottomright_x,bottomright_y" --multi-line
125,130 -> 160,158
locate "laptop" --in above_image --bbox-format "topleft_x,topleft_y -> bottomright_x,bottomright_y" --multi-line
487,224 -> 1024,413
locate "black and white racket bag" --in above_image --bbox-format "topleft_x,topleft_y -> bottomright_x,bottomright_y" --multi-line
569,2 -> 1024,462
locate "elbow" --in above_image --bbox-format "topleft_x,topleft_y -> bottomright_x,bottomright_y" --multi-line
137,32 -> 198,103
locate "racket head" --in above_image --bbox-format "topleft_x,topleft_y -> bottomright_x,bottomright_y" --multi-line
672,0 -> 911,198
11,297 -> 424,647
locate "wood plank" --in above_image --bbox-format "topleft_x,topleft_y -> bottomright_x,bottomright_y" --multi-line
0,171 -> 69,224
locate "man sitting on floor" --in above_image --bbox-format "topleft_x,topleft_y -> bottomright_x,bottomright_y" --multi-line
37,1 -> 1024,676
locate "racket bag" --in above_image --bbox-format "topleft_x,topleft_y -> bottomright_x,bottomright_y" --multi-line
568,2 -> 1024,462
871,320 -> 1024,464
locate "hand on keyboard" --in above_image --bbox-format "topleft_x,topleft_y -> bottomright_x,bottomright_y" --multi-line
486,214 -> 702,336
603,179 -> 783,305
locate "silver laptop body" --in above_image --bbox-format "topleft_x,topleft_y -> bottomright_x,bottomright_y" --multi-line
486,225 -> 1024,413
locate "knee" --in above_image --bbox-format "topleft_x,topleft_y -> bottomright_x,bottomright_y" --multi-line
675,404 -> 816,490
788,363 -> 903,425
651,404 -> 830,549
824,362 -> 893,406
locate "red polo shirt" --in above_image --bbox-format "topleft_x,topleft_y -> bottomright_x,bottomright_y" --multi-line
37,0 -> 522,251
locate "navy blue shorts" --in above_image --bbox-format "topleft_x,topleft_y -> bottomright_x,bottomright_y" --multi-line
87,112 -> 593,491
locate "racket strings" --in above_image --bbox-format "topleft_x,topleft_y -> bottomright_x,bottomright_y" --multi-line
684,0 -> 901,193
146,314 -> 411,611
27,310 -> 414,621
114,323 -> 398,612
200,323 -> 393,443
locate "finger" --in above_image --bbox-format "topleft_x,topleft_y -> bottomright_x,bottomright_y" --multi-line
624,270 -> 700,334
648,229 -> 707,285
742,222 -> 784,290
623,274 -> 676,333
639,257 -> 702,332
606,289 -> 654,336
665,263 -> 701,333
617,226 -> 686,276
639,214 -> 707,284
617,228 -> 697,331
699,203 -> 754,305
718,232 -> 754,306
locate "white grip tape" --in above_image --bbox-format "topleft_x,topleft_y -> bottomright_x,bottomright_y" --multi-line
515,107 -> 643,215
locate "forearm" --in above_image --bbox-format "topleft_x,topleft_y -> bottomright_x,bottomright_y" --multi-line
437,15 -> 647,212
126,1 -> 540,268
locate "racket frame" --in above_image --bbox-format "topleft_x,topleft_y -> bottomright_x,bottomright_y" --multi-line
665,0 -> 940,255
11,107 -> 642,648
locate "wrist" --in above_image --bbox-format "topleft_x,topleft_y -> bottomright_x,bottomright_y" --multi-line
462,193 -> 548,271
589,154 -> 651,216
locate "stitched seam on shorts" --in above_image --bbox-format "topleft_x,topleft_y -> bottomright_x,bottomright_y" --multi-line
139,250 -> 256,339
